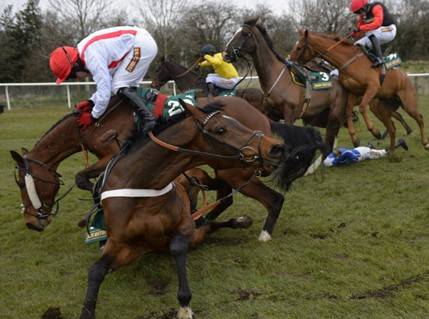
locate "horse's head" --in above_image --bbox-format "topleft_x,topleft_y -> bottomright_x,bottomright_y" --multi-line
271,123 -> 327,190
180,99 -> 285,171
290,30 -> 317,64
151,57 -> 174,90
10,150 -> 61,232
224,17 -> 260,63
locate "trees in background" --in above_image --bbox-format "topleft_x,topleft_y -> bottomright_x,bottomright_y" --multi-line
0,0 -> 428,82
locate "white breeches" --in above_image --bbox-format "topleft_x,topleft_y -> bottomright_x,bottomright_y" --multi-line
355,24 -> 397,48
206,74 -> 239,89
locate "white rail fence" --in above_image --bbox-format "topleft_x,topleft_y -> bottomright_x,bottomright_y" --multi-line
1,74 -> 429,110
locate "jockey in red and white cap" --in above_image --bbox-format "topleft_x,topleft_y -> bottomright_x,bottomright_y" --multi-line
350,0 -> 397,67
49,26 -> 158,132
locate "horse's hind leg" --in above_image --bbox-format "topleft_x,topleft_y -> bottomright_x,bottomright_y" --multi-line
346,94 -> 361,147
392,111 -> 413,135
397,89 -> 429,149
170,233 -> 194,319
370,101 -> 396,153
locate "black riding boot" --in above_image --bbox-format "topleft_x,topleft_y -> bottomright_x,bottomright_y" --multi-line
118,87 -> 156,134
206,83 -> 218,97
369,35 -> 383,68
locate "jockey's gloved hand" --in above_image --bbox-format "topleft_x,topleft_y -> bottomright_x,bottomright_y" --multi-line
75,100 -> 94,113
78,110 -> 95,128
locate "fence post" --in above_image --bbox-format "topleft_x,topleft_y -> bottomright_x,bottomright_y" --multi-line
66,85 -> 71,108
5,86 -> 11,110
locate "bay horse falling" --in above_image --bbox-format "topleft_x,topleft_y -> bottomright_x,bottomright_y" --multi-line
78,100 -> 287,319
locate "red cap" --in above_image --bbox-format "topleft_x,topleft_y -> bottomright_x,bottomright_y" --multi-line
49,46 -> 79,84
350,0 -> 368,13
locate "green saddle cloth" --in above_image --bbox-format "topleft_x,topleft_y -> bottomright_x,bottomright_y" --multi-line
136,88 -> 198,121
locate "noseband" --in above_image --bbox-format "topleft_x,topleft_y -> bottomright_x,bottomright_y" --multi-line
15,156 -> 71,220
149,111 -> 265,165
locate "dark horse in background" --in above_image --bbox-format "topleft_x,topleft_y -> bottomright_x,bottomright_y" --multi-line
11,94 -> 324,242
224,17 -> 413,153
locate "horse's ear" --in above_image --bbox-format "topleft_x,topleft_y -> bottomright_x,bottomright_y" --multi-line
10,150 -> 24,166
21,147 -> 29,154
244,16 -> 259,26
179,98 -> 204,120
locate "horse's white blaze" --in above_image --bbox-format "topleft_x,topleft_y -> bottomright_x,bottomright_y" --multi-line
177,306 -> 193,319
258,230 -> 272,242
24,174 -> 42,209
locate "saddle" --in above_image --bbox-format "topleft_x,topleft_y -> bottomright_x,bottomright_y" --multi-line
286,60 -> 333,90
360,47 -> 402,70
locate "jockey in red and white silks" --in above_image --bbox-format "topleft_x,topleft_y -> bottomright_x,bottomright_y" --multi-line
50,26 -> 158,132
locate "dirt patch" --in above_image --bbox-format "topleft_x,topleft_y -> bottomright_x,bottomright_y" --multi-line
41,307 -> 63,319
351,271 -> 429,299
148,279 -> 170,296
233,288 -> 262,301
310,233 -> 328,240
135,308 -> 177,319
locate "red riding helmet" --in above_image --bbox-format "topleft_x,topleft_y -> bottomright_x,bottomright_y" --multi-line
49,46 -> 79,84
350,0 -> 368,13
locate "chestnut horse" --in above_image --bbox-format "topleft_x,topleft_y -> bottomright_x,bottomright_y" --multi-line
290,30 -> 429,153
11,95 -> 323,241
224,17 -> 349,154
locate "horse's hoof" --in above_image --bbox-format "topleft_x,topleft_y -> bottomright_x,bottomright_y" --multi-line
232,216 -> 253,229
352,138 -> 361,148
371,128 -> 382,140
424,143 -> 429,151
177,306 -> 194,319
258,230 -> 272,242
380,130 -> 388,139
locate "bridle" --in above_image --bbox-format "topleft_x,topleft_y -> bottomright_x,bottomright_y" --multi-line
224,25 -> 253,63
14,156 -> 73,220
149,110 -> 266,165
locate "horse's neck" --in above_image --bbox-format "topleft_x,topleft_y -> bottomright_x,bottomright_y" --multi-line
173,65 -> 205,91
313,37 -> 361,70
113,121 -> 201,189
251,32 -> 289,93
29,115 -> 81,169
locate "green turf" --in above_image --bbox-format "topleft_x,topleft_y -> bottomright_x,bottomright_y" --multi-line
0,98 -> 429,319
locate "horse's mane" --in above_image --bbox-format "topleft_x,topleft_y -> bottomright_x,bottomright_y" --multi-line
311,31 -> 354,47
34,112 -> 77,147
243,19 -> 286,64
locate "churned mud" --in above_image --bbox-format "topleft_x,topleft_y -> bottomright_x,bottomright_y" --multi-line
41,307 -> 63,319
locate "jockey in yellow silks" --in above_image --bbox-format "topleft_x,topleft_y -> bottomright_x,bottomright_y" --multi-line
198,44 -> 239,95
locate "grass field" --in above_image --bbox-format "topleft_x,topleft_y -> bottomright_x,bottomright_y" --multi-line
0,97 -> 429,319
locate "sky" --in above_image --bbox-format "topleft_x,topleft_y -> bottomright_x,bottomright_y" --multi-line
4,0 -> 290,15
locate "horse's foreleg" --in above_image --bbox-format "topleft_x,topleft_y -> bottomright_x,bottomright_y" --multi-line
170,233 -> 194,319
360,86 -> 381,139
79,255 -> 112,319
346,94 -> 360,147
75,156 -> 113,191
202,178 -> 233,222
79,240 -> 140,319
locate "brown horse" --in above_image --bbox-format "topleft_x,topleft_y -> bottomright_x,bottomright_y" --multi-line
224,17 -> 349,154
65,100 -> 284,319
290,30 -> 429,152
11,95 -> 323,241
150,57 -> 266,112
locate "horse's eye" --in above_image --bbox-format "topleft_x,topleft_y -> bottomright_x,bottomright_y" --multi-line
216,127 -> 226,135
